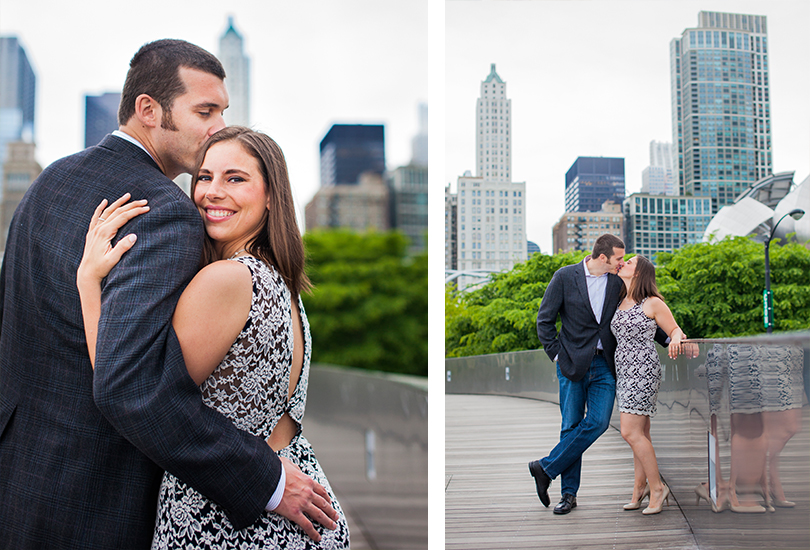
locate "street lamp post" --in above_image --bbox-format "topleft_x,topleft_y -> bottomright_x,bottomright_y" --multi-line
763,208 -> 805,333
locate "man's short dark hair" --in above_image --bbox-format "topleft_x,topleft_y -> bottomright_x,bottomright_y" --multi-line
118,39 -> 226,127
592,234 -> 625,260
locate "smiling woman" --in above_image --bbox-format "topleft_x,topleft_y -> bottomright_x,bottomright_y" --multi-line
194,140 -> 270,260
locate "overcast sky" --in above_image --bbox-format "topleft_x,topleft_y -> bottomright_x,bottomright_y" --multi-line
0,0 -> 427,227
446,0 -> 810,253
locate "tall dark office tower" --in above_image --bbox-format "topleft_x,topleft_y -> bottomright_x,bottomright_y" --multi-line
671,11 -> 771,214
564,156 -> 626,213
319,124 -> 385,187
85,92 -> 121,148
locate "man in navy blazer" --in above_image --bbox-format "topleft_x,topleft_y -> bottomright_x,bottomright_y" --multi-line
529,234 -> 667,514
0,40 -> 335,548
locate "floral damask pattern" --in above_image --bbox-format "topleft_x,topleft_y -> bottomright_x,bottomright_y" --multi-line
611,298 -> 662,417
152,256 -> 349,549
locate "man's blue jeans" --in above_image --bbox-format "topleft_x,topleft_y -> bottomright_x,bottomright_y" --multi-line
540,355 -> 615,497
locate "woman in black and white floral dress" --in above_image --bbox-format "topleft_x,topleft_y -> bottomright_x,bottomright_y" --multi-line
78,127 -> 349,548
611,255 -> 685,515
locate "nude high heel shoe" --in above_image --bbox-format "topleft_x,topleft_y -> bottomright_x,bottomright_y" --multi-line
642,484 -> 670,515
623,483 -> 650,510
770,492 -> 795,508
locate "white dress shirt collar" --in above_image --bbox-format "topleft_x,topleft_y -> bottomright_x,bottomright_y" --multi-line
583,256 -> 606,279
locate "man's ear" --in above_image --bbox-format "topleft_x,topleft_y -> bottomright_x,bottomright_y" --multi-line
134,94 -> 159,128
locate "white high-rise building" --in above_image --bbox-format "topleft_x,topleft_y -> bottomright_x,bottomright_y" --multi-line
641,141 -> 677,196
218,16 -> 250,127
446,64 -> 526,290
650,140 -> 675,172
456,176 -> 527,287
411,102 -> 428,167
456,174 -> 526,275
445,184 -> 457,271
476,64 -> 511,182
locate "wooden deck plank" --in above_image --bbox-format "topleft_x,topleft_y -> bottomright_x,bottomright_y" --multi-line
447,393 -> 810,550
445,394 -> 698,550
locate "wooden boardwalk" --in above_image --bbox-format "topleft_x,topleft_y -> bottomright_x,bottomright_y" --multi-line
446,394 -> 699,550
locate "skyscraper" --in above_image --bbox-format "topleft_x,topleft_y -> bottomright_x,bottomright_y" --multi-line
85,92 -> 121,148
564,156 -> 626,213
411,102 -> 428,167
670,11 -> 771,213
446,64 -> 525,289
387,164 -> 428,252
319,124 -> 385,187
650,140 -> 675,172
455,173 -> 526,277
641,141 -> 677,196
476,64 -> 511,182
0,36 -> 36,204
445,184 -> 458,271
218,16 -> 250,127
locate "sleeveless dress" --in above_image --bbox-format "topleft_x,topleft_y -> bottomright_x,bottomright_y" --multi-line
610,298 -> 661,417
151,256 -> 350,549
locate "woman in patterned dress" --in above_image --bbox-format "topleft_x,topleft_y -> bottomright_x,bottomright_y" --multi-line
76,127 -> 350,548
611,255 -> 685,515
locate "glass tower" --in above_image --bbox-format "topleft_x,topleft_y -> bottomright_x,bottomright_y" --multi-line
84,93 -> 120,148
319,124 -> 385,187
564,156 -> 626,213
670,11 -> 771,214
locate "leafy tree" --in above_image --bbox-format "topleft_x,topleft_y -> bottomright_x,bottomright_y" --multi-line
656,237 -> 810,338
445,250 -> 587,357
446,238 -> 810,358
303,229 -> 427,376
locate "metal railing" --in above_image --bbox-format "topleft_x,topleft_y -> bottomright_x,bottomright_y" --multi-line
303,364 -> 428,550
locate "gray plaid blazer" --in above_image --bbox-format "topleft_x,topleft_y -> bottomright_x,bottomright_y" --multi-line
0,134 -> 280,549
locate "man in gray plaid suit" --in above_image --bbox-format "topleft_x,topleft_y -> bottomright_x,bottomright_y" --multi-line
0,39 -> 336,548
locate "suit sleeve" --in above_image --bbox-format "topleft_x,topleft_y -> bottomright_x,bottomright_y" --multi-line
92,199 -> 279,530
654,326 -> 670,348
0,255 -> 5,330
536,270 -> 563,363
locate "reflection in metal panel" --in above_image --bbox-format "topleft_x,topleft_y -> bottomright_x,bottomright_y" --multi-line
446,332 -> 810,549
303,365 -> 428,550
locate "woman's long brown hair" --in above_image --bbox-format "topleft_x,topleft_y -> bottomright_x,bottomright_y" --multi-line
620,254 -> 664,304
191,126 -> 311,298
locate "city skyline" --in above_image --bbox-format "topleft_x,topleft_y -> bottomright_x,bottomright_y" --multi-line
0,0 -> 427,230
446,0 -> 809,254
